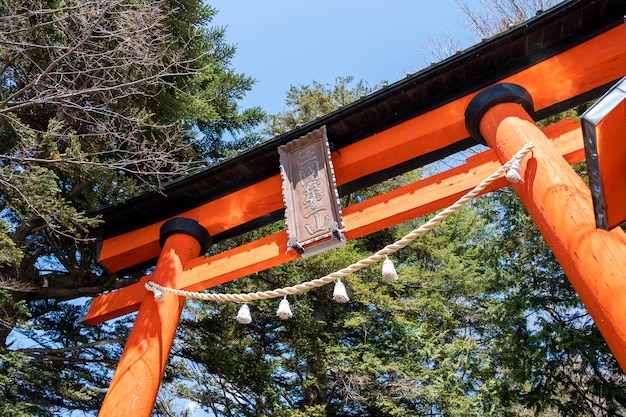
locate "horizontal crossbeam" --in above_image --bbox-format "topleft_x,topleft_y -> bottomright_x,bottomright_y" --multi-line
84,119 -> 583,325
97,25 -> 626,273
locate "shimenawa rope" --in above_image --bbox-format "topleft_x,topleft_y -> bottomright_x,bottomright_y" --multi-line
146,142 -> 535,304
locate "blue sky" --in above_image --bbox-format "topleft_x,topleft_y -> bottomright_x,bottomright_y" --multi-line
210,1 -> 479,115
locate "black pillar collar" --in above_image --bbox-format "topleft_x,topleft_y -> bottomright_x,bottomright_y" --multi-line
159,218 -> 212,254
465,83 -> 535,146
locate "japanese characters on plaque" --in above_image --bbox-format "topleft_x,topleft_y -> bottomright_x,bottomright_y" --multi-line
278,126 -> 345,258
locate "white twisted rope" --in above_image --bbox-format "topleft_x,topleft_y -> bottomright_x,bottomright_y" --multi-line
146,142 -> 535,303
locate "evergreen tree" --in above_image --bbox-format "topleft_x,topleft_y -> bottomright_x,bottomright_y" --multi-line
477,188 -> 626,416
263,76 -> 376,137
162,78 -> 502,416
168,205 -> 501,416
0,1 -> 263,414
165,76 -> 626,417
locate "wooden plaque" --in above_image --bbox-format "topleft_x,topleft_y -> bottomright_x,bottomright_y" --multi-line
278,126 -> 345,258
582,77 -> 626,230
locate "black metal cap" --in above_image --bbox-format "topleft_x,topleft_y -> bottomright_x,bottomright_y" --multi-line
159,218 -> 212,254
465,83 -> 534,145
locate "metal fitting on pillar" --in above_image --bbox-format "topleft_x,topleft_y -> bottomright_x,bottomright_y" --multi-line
464,83 -> 535,146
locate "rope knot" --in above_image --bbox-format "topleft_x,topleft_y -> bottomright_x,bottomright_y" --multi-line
505,159 -> 522,182
145,281 -> 164,302
505,142 -> 534,183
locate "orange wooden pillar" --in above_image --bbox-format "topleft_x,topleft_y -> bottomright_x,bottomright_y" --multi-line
99,218 -> 211,417
465,84 -> 626,370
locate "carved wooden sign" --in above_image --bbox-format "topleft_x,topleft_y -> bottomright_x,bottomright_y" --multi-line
278,126 -> 345,258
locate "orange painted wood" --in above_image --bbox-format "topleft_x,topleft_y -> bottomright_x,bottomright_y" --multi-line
98,175 -> 284,272
98,233 -> 202,417
478,101 -> 626,371
181,232 -> 297,292
98,25 -> 626,273
85,277 -> 149,325
84,121 -> 584,325
596,99 -> 626,229
345,121 -> 584,240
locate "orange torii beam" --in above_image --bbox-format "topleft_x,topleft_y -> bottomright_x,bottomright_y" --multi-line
84,119 -> 584,325
465,83 -> 626,370
96,24 -> 626,274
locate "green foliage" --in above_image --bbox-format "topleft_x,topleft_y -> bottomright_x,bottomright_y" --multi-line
0,0 -> 264,414
263,76 -> 378,136
0,0 -> 265,270
169,203 -> 507,416
0,221 -> 22,267
160,76 -> 626,417
476,190 -> 626,416
0,346 -> 106,416
0,298 -> 127,416
168,189 -> 626,416
2,164 -> 101,235
0,350 -> 36,417
0,0 -> 263,294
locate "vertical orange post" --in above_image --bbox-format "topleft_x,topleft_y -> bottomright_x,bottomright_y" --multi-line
98,218 -> 210,417
465,84 -> 626,370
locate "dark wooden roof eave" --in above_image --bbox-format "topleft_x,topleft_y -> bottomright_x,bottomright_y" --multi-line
92,0 -> 626,241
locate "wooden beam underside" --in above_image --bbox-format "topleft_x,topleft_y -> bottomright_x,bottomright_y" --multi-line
98,26 -> 626,273
85,119 -> 584,324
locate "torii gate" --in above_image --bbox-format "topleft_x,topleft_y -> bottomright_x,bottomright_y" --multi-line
84,1 -> 626,415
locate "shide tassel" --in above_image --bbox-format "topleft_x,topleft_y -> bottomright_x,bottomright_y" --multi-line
505,159 -> 522,183
276,297 -> 293,320
236,303 -> 252,324
382,255 -> 398,281
333,279 -> 350,303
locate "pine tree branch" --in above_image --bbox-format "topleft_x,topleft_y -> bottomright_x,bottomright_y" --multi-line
16,338 -> 124,355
